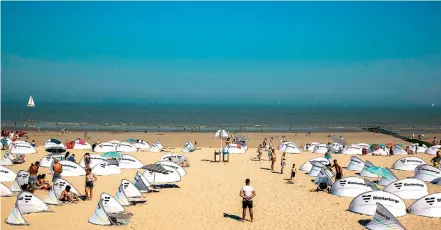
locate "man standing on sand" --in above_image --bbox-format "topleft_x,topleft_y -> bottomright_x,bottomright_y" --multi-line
52,159 -> 63,182
331,159 -> 343,180
271,148 -> 277,172
28,161 -> 39,193
239,179 -> 256,223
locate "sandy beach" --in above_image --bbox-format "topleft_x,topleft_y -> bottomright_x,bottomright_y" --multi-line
1,131 -> 440,230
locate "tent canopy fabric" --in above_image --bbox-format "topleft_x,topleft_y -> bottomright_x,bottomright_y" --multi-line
142,164 -> 170,174
50,139 -> 61,144
101,152 -> 121,158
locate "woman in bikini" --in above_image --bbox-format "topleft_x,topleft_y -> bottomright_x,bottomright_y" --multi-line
280,153 -> 286,174
84,153 -> 91,169
85,168 -> 97,200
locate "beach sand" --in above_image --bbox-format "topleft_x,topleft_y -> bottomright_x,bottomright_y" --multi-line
1,131 -> 440,230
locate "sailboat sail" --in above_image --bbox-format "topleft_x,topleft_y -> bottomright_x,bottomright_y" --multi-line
27,96 -> 35,107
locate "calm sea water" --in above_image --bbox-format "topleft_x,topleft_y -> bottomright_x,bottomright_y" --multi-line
1,102 -> 441,133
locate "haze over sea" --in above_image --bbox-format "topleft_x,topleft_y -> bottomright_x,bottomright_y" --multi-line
2,2 -> 441,132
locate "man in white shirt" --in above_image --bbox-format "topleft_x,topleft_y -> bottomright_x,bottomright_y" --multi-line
239,178 -> 256,222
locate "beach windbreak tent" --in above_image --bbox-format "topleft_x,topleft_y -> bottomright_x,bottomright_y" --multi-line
5,205 -> 29,226
349,191 -> 407,217
49,160 -> 86,176
115,179 -> 146,206
16,191 -> 52,214
392,157 -> 426,171
312,144 -> 328,154
160,153 -> 190,167
308,162 -> 327,177
299,158 -> 329,172
331,177 -> 378,197
10,170 -> 29,192
133,140 -> 150,150
10,142 -> 36,154
413,164 -> 441,182
133,171 -> 151,193
0,165 -> 17,182
408,193 -> 441,218
0,182 -> 13,197
342,144 -> 362,155
359,161 -> 379,178
119,155 -> 143,169
92,161 -> 121,176
346,156 -> 365,171
156,161 -> 187,177
89,193 -> 133,226
383,178 -> 428,200
365,203 -> 405,230
424,145 -> 441,155
375,168 -> 398,187
43,178 -> 81,205
40,154 -> 64,168
314,167 -> 334,186
0,152 -> 14,166
116,142 -> 137,152
142,166 -> 181,185
93,142 -> 117,153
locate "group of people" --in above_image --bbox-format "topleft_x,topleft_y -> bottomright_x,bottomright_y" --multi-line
23,151 -> 97,203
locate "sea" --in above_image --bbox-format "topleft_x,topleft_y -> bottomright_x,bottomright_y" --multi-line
1,102 -> 441,133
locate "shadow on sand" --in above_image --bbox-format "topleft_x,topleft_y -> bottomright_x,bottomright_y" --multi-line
260,167 -> 271,171
223,213 -> 242,222
152,184 -> 180,189
358,219 -> 370,227
201,159 -> 217,163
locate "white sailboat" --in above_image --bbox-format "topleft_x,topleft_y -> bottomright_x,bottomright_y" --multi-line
27,96 -> 35,107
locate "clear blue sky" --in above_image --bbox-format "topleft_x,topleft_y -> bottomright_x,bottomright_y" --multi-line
2,2 -> 441,105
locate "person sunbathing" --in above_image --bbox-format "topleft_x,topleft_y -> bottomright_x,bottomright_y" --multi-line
59,185 -> 78,203
36,174 -> 52,190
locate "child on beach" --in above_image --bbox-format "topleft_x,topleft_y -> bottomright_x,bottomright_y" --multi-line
280,153 -> 286,174
290,164 -> 296,181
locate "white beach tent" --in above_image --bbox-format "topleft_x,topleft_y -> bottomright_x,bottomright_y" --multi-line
359,161 -> 379,178
393,145 -> 408,155
303,142 -> 319,152
331,142 -> 344,153
409,143 -> 427,154
312,144 -> 328,154
119,155 -> 143,169
116,142 -> 137,152
49,160 -> 86,177
0,137 -> 13,149
79,154 -> 106,168
156,161 -> 187,177
413,164 -> 441,182
109,140 -> 121,145
115,179 -> 146,206
346,156 -> 365,171
153,140 -> 164,149
349,191 -> 407,217
133,171 -> 151,193
342,144 -> 363,155
134,140 -> 150,151
43,178 -> 81,205
392,157 -> 426,171
10,170 -> 29,192
92,161 -> 121,176
89,193 -> 133,226
425,145 -> 441,155
383,178 -> 428,200
314,167 -> 334,186
142,167 -> 181,186
16,191 -> 52,214
377,168 -> 398,187
44,139 -> 65,150
331,177 -> 378,198
357,143 -> 371,149
0,165 -> 17,182
309,161 -> 327,177
365,203 -> 405,230
408,192 -> 441,218
39,154 -> 64,168
299,158 -> 329,172
283,143 -> 302,154
223,143 -> 246,154
10,142 -> 36,154
372,147 -> 389,156
160,153 -> 190,167
278,141 -> 289,151
182,141 -> 195,153
73,140 -> 92,150
4,205 -> 29,226
94,142 -> 117,153
0,182 -> 13,197
0,152 -> 15,166
149,142 -> 163,152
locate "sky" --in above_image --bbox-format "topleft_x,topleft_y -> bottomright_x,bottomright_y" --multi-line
2,1 -> 441,105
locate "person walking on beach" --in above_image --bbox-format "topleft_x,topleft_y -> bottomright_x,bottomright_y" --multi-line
28,161 -> 39,193
85,168 -> 97,200
280,153 -> 286,174
239,179 -> 256,223
271,149 -> 277,172
52,159 -> 63,183
331,159 -> 343,180
290,164 -> 297,181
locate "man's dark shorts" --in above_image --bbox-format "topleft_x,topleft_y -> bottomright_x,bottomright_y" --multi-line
242,200 -> 253,209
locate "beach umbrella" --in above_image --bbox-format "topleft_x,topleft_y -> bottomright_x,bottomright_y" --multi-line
101,151 -> 121,158
46,146 -> 66,154
126,138 -> 136,143
215,129 -> 229,150
50,139 -> 61,144
365,166 -> 395,181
